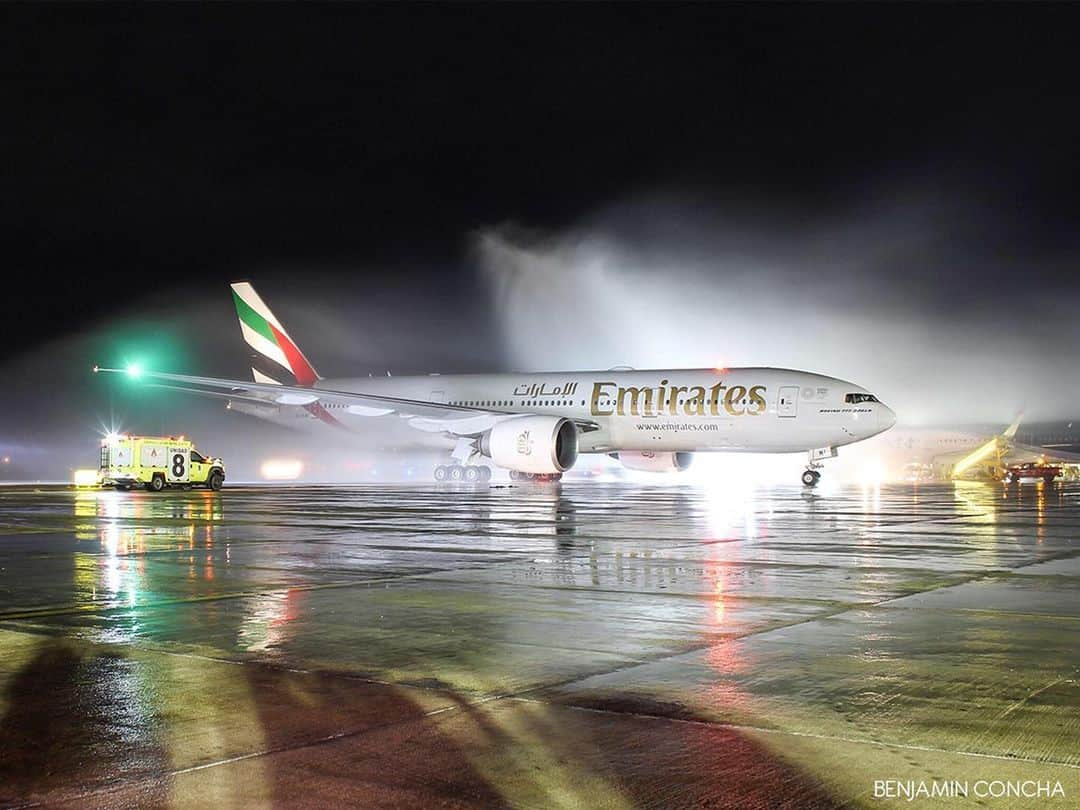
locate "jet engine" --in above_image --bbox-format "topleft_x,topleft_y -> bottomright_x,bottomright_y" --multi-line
481,416 -> 578,475
616,451 -> 693,473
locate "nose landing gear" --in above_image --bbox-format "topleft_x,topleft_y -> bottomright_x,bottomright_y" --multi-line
802,447 -> 837,487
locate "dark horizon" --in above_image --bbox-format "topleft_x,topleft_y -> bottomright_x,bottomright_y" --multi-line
6,5 -> 1079,351
3,4 -> 1079,478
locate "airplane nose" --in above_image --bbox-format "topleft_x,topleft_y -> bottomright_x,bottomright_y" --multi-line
878,403 -> 897,432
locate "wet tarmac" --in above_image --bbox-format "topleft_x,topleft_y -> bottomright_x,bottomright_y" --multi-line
0,481 -> 1076,808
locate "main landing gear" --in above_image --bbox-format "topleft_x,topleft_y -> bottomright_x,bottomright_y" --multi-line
509,471 -> 563,482
801,468 -> 821,487
434,464 -> 491,483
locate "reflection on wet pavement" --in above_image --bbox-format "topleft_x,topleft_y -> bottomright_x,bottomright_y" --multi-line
0,482 -> 1076,806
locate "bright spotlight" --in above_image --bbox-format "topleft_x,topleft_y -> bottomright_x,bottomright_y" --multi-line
126,363 -> 143,378
260,459 -> 303,480
73,469 -> 100,487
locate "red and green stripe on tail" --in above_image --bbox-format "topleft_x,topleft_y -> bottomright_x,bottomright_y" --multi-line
231,282 -> 320,386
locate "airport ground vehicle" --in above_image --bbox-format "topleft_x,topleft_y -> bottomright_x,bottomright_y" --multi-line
1003,462 -> 1060,485
99,435 -> 225,491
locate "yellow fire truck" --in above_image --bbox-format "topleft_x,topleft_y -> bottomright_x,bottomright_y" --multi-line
99,435 -> 225,492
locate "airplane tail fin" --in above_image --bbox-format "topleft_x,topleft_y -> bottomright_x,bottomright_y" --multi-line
230,282 -> 321,386
1002,412 -> 1023,440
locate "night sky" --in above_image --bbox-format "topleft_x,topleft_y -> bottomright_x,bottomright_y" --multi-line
3,4 -> 1079,476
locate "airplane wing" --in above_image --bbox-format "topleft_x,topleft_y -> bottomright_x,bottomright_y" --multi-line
1006,441 -> 1080,464
1002,412 -> 1023,439
94,367 -> 599,435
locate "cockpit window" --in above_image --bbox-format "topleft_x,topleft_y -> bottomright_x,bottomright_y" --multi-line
845,393 -> 878,404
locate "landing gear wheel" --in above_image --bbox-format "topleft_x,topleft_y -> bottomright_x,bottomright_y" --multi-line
448,465 -> 464,482
434,465 -> 449,482
147,474 -> 165,492
208,471 -> 224,491
479,466 -> 492,482
801,470 -> 820,487
464,466 -> 480,483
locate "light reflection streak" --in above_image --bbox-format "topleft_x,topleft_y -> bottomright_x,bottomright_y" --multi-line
238,589 -> 305,654
69,490 -> 226,642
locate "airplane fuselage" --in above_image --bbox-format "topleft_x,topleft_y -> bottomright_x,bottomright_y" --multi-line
103,283 -> 901,484
313,367 -> 896,454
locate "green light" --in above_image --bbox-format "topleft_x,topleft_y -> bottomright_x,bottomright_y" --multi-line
126,362 -> 143,378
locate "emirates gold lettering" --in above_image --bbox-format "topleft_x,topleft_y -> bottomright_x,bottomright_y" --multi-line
685,386 -> 708,416
669,386 -> 688,415
618,386 -> 654,416
588,381 -> 768,418
708,383 -> 726,416
748,385 -> 767,415
724,385 -> 747,416
592,381 -> 616,416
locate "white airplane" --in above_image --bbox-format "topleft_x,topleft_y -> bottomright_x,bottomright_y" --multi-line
875,415 -> 1080,481
95,282 -> 896,486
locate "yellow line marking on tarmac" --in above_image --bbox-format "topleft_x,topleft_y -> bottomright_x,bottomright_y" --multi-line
510,696 -> 1080,770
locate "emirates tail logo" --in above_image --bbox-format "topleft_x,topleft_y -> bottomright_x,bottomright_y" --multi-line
517,430 -> 533,456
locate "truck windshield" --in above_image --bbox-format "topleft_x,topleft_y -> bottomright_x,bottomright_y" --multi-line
190,451 -> 205,463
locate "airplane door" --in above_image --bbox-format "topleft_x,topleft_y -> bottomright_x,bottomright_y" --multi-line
777,386 -> 799,417
430,390 -> 446,404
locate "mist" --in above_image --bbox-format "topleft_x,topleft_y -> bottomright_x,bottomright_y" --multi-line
477,188 -> 1079,426
3,182 -> 1077,482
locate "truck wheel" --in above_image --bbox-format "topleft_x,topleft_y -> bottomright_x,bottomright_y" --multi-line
147,474 -> 165,492
208,471 -> 224,491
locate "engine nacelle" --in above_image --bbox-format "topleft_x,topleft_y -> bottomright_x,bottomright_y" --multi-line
481,416 -> 578,474
616,451 -> 693,473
